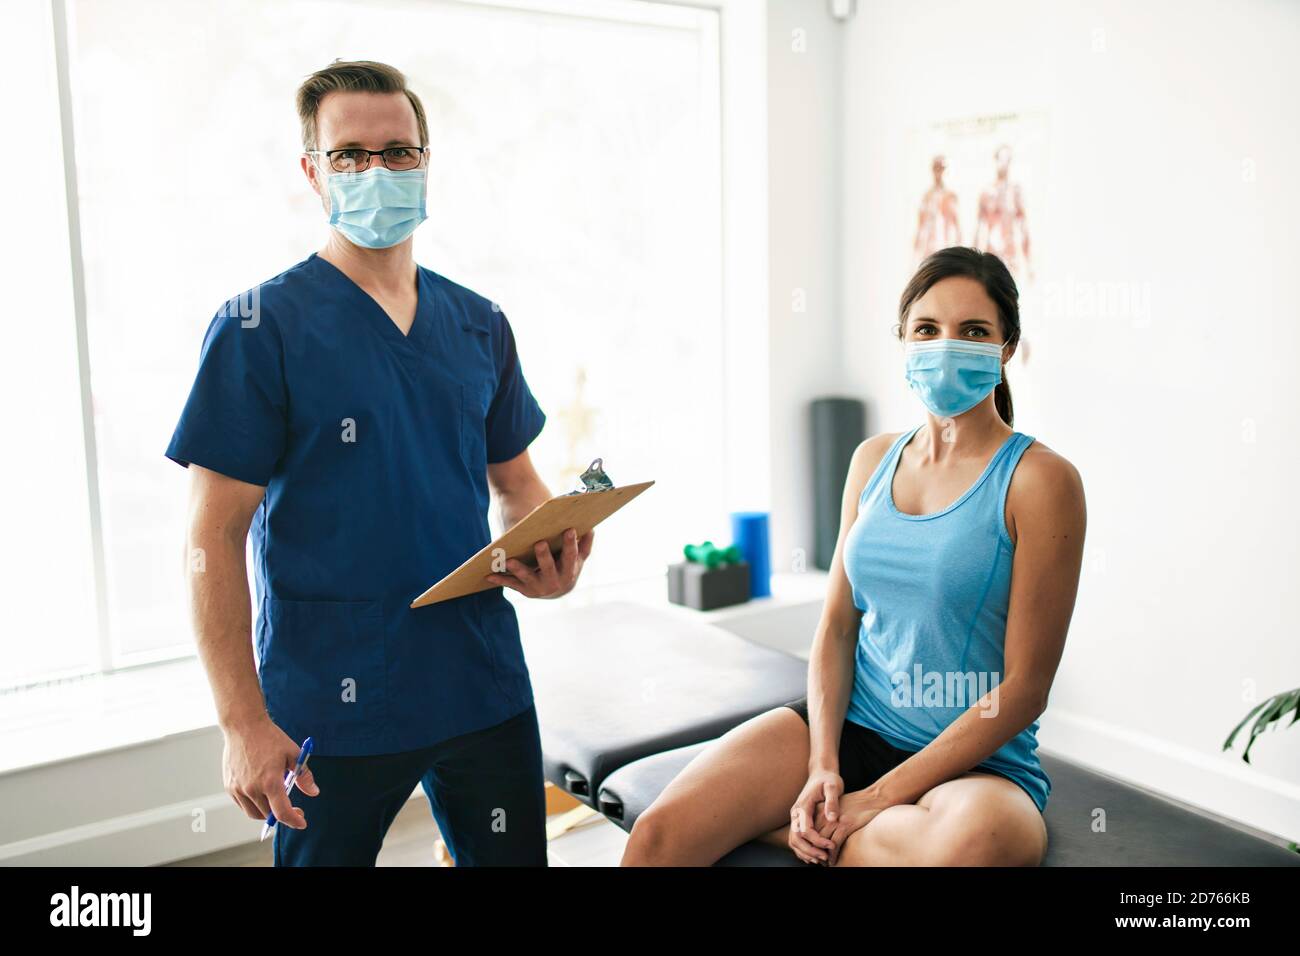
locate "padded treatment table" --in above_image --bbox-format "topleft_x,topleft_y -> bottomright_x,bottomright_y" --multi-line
520,601 -> 808,806
597,740 -> 1300,867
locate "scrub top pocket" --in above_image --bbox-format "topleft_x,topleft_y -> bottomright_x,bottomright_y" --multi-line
261,598 -> 386,749
476,592 -> 532,701
460,380 -> 492,474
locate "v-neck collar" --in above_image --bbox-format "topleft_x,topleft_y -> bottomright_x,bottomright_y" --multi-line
310,251 -> 432,353
887,424 -> 1017,520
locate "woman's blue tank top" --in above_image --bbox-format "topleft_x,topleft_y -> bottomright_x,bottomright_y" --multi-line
842,424 -> 1050,812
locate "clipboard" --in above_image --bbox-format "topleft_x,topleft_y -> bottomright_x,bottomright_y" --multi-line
410,479 -> 655,608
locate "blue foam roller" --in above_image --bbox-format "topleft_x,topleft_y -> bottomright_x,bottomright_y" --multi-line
730,511 -> 771,598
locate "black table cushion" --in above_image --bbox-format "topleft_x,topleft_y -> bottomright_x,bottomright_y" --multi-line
596,740 -> 1300,867
521,601 -> 808,805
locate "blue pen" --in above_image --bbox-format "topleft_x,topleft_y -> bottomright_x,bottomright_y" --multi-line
260,736 -> 313,842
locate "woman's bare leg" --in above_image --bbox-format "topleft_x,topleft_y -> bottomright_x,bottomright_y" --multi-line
834,771 -> 1048,866
620,706 -> 812,866
752,770 -> 1047,867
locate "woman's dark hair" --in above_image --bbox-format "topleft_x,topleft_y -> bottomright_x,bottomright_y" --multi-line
896,246 -> 1021,426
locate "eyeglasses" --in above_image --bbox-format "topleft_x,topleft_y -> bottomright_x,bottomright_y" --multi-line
307,145 -> 428,173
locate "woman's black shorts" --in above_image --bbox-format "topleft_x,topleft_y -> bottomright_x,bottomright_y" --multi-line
781,696 -> 1026,797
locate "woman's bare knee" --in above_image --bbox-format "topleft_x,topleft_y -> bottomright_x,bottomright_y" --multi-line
818,770 -> 1049,868
922,779 -> 1047,866
928,815 -> 1045,866
622,804 -> 685,866
833,804 -> 933,867
621,707 -> 812,867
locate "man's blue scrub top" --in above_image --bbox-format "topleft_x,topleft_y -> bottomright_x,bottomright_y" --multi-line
166,253 -> 547,756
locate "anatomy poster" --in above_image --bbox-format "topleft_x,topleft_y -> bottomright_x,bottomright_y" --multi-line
906,110 -> 1049,290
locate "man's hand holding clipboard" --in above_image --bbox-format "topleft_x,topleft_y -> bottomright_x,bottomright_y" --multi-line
409,461 -> 654,608
485,526 -> 595,599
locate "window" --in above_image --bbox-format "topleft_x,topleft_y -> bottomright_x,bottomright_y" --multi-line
3,0 -> 725,688
0,0 -> 101,689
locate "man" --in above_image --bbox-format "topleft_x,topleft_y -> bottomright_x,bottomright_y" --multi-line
166,60 -> 592,866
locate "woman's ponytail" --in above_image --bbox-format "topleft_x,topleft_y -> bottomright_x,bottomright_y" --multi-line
994,377 -> 1014,427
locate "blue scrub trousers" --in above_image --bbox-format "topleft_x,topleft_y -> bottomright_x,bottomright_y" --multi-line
273,703 -> 548,866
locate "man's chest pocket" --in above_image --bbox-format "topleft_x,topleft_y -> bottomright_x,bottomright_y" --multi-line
460,379 -> 493,473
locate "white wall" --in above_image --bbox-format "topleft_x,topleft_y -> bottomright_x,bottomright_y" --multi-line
840,0 -> 1300,838
765,0 -> 846,573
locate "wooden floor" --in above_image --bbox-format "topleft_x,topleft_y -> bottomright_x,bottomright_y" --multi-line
166,795 -> 630,867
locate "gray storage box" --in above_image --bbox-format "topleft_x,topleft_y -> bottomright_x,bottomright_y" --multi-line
666,560 -> 751,611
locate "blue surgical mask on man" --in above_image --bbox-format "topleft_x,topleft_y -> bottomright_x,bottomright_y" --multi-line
904,338 -> 1006,418
325,165 -> 428,249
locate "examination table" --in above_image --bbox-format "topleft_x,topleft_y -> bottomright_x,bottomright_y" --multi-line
521,602 -> 1300,867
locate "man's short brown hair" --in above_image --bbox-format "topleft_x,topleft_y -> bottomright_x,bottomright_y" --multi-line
295,59 -> 429,152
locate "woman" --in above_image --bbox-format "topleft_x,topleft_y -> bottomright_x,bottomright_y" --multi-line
621,247 -> 1086,867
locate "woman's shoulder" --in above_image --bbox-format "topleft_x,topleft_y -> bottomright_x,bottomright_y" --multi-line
1008,438 -> 1086,517
840,430 -> 908,504
851,430 -> 907,476
1017,438 -> 1081,480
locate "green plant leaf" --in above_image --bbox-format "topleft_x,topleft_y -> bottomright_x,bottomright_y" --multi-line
1225,688 -> 1299,762
1223,698 -> 1272,751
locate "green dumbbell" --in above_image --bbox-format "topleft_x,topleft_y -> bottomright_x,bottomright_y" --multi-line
683,541 -> 743,569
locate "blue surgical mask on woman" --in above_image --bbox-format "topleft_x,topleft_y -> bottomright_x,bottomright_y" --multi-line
325,166 -> 428,249
904,338 -> 1006,418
